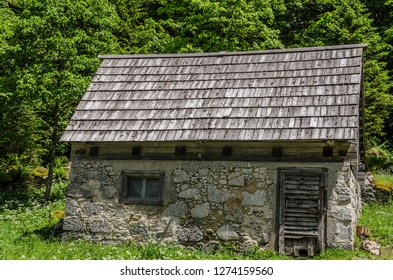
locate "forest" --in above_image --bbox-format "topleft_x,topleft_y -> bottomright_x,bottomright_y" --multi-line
0,0 -> 393,195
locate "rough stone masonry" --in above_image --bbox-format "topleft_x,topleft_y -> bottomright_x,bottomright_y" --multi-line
62,159 -> 361,251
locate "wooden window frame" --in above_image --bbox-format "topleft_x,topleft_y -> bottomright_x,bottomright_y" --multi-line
120,171 -> 164,205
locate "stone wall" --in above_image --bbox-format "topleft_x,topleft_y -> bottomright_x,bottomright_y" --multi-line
63,159 -> 276,249
168,165 -> 274,248
63,158 -> 361,251
326,163 -> 362,249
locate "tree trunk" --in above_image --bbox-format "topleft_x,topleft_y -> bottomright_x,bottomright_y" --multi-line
45,104 -> 59,201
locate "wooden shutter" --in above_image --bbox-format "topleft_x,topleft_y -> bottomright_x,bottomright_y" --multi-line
278,169 -> 326,257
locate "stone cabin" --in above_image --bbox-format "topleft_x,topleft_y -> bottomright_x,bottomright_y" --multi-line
61,44 -> 366,257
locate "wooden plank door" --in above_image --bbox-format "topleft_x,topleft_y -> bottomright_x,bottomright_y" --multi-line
277,169 -> 326,257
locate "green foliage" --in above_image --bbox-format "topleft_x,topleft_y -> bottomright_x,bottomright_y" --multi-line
3,0 -> 120,105
365,142 -> 393,171
363,0 -> 391,31
0,154 -> 37,189
0,181 -> 68,210
109,0 -> 171,54
0,0 -> 121,197
138,242 -> 166,259
313,247 -> 375,260
0,98 -> 44,189
157,0 -> 284,52
292,0 -> 377,45
52,157 -> 70,182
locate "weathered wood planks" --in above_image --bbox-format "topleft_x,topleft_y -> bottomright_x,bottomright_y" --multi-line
61,44 -> 365,143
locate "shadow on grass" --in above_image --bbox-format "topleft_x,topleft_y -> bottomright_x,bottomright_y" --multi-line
22,221 -> 63,242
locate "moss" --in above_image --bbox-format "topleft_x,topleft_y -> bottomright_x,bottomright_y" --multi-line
50,210 -> 65,223
373,173 -> 393,193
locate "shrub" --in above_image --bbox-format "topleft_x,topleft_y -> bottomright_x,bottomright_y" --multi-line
365,142 -> 393,171
53,157 -> 70,182
0,154 -> 34,190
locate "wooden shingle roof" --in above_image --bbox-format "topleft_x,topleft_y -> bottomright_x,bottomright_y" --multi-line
61,44 -> 366,142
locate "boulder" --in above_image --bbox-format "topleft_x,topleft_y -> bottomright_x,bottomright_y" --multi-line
178,225 -> 203,242
361,239 -> 381,255
191,202 -> 210,219
216,224 -> 240,240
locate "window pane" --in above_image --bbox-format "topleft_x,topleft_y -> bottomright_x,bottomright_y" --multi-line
127,178 -> 144,198
145,178 -> 160,198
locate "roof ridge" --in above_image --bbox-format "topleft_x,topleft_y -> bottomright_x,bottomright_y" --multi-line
98,44 -> 367,60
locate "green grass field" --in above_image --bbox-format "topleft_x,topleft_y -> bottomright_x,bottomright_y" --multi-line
0,183 -> 392,260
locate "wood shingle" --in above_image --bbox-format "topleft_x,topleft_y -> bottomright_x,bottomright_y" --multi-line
61,44 -> 366,143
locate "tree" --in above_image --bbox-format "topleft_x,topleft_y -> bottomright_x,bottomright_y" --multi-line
0,1 -> 42,188
382,0 -> 393,141
155,0 -> 284,52
0,0 -> 120,199
109,0 -> 171,54
362,0 -> 391,30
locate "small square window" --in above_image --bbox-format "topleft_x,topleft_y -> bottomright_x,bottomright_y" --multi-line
121,171 -> 164,205
127,178 -> 160,198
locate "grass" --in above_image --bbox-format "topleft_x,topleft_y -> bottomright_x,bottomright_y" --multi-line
0,183 -> 392,260
358,199 -> 393,246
